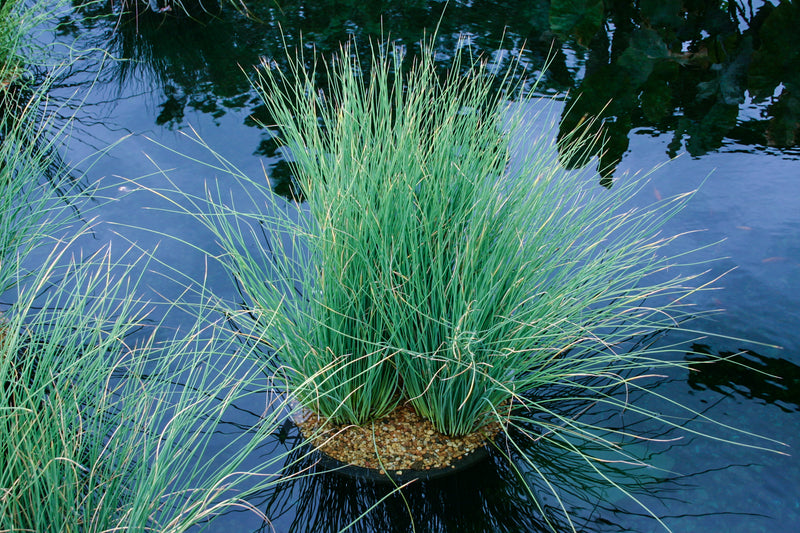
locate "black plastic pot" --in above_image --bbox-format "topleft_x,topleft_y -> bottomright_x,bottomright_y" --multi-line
310,442 -> 493,484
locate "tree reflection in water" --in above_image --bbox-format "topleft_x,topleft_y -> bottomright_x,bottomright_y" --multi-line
553,0 -> 800,185
55,1 -> 799,192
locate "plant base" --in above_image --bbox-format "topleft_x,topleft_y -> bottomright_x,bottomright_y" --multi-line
295,403 -> 500,482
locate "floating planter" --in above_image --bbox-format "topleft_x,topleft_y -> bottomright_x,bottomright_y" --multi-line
294,402 -> 500,482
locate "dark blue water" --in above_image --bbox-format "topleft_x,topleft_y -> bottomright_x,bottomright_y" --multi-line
49,1 -> 799,531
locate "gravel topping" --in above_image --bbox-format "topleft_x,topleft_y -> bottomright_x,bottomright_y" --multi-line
295,402 -> 500,475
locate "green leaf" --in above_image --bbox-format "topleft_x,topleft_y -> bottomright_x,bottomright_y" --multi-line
549,0 -> 605,46
749,1 -> 800,101
764,89 -> 800,147
639,0 -> 683,30
616,29 -> 670,86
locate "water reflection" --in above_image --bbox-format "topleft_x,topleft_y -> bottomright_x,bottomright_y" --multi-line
687,343 -> 800,413
556,0 -> 800,183
62,0 -> 558,126
256,431 -> 631,532
54,1 -> 799,192
30,3 -> 800,531
243,386 -> 759,533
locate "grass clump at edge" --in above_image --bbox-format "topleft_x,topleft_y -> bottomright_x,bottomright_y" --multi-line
0,6 -> 309,529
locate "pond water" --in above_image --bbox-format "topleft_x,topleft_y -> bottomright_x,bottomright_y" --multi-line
46,0 -> 799,531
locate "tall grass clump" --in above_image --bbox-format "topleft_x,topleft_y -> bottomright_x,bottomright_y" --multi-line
192,37 -> 716,436
0,126 -> 296,530
1,0 -> 63,103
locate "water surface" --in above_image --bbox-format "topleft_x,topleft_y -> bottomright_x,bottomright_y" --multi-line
48,1 -> 800,530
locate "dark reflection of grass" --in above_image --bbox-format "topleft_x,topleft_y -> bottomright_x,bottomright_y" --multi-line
59,1 -> 563,134
248,377 -> 740,533
237,365 -> 780,533
259,443 -> 573,533
687,344 -> 800,413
